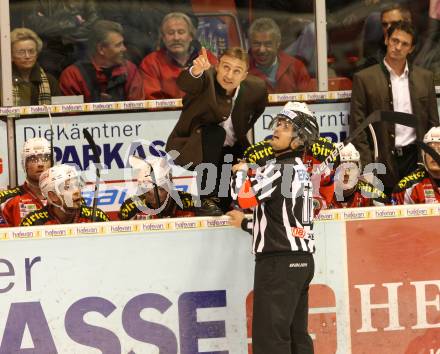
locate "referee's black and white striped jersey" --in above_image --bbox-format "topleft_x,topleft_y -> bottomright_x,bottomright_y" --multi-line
231,150 -> 315,254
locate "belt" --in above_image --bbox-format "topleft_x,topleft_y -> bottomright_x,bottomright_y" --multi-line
393,143 -> 417,157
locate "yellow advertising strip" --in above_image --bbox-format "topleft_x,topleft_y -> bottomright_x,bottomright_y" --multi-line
10,229 -> 41,239
43,227 -> 72,238
0,231 -> 8,240
204,219 -> 231,228
0,205 -> 439,241
0,91 -> 354,117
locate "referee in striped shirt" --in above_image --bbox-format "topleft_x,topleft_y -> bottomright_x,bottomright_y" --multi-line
227,101 -> 319,354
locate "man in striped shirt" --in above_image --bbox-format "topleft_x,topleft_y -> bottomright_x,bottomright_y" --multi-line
228,101 -> 319,354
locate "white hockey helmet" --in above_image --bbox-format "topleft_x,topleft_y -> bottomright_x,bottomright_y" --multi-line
423,127 -> 440,144
269,101 -> 319,145
282,101 -> 314,117
422,127 -> 440,175
335,143 -> 361,191
129,155 -> 172,192
39,164 -> 83,209
22,137 -> 51,170
339,143 -> 361,163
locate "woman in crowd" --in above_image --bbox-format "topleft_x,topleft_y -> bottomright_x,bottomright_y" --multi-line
11,27 -> 61,106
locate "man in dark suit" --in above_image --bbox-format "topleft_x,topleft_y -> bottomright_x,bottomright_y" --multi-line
350,21 -> 439,194
166,47 -> 268,214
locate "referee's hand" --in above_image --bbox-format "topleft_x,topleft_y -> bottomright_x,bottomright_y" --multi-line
226,209 -> 245,228
232,161 -> 248,173
191,47 -> 211,76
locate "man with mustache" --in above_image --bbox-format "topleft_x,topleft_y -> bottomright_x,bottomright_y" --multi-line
139,12 -> 217,99
59,20 -> 144,102
20,164 -> 109,226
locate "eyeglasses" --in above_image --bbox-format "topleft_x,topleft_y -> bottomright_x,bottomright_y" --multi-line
13,49 -> 38,58
27,154 -> 51,164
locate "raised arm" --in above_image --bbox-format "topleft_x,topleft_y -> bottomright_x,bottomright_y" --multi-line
176,47 -> 211,95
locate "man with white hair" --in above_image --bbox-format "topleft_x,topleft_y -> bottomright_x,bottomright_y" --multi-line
20,164 -> 109,225
0,137 -> 52,227
119,155 -> 196,220
392,127 -> 440,204
140,12 -> 217,99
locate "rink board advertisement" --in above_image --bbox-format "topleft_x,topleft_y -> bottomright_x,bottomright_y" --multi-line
14,103 -> 348,209
1,210 -> 440,353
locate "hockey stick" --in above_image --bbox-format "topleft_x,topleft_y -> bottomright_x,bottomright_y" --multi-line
83,128 -> 101,222
44,105 -> 55,167
314,110 -> 417,175
147,161 -> 163,219
415,141 -> 440,167
129,154 -> 170,218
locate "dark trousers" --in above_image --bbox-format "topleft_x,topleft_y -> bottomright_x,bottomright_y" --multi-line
384,143 -> 419,195
253,253 -> 315,354
198,125 -> 242,211
394,143 -> 419,180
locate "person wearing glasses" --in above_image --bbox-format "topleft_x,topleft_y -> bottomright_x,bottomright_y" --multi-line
350,21 -> 439,196
0,138 -> 52,227
10,28 -> 61,106
248,17 -> 314,93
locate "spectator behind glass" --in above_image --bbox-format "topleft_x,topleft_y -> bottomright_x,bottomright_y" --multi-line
139,12 -> 217,99
414,0 -> 440,85
59,20 -> 144,102
97,1 -> 167,65
26,0 -> 98,78
248,17 -> 315,93
10,27 -> 61,106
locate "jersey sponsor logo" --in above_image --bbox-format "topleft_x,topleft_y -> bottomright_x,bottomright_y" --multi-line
19,202 -> 39,218
423,187 -> 436,202
21,211 -> 49,226
291,227 -> 306,238
397,169 -> 426,189
0,187 -> 21,201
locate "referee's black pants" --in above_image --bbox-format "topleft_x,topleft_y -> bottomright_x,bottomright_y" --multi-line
252,253 -> 315,354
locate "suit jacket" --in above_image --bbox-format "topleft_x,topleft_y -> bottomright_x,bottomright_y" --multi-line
166,68 -> 268,167
350,62 -> 439,188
